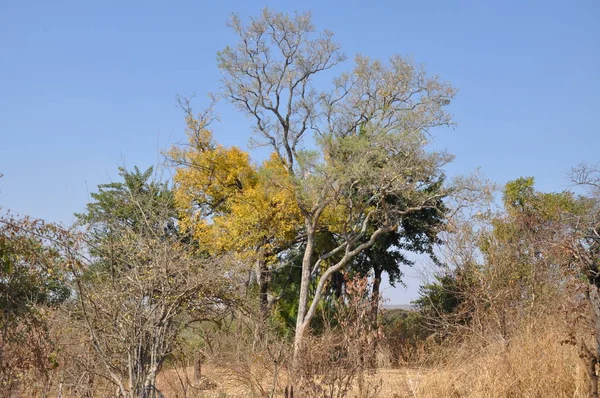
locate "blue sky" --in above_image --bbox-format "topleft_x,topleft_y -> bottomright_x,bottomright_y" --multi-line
1,0 -> 598,303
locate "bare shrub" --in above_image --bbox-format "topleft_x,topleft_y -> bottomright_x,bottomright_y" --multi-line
0,213 -> 73,397
0,312 -> 57,397
292,276 -> 383,398
209,316 -> 289,398
65,166 -> 246,398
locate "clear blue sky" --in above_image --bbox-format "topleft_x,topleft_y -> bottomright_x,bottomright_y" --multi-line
1,0 -> 598,303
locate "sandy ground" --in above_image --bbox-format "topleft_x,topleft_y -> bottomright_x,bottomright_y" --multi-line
156,365 -> 436,397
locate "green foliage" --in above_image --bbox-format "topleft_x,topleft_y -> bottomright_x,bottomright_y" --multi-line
503,176 -> 582,222
414,176 -> 584,341
0,216 -> 70,326
483,178 -> 580,300
75,166 -> 179,277
503,176 -> 536,214
413,273 -> 465,324
352,177 -> 448,287
76,165 -> 175,236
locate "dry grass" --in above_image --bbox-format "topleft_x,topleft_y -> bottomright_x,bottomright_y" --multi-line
157,365 -> 258,397
155,316 -> 588,398
13,315 -> 587,397
394,318 -> 588,398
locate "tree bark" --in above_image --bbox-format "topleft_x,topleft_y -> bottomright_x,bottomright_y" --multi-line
193,352 -> 202,385
293,222 -> 315,361
253,257 -> 270,349
371,266 -> 383,321
293,224 -> 395,362
367,266 -> 383,369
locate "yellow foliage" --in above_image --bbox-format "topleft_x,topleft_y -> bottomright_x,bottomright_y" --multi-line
170,119 -> 302,262
319,203 -> 348,235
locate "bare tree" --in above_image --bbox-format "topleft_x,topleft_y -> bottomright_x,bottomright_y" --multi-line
217,9 -> 457,359
72,167 -> 243,398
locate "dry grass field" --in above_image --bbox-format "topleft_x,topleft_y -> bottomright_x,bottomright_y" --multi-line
157,366 -> 432,398
155,318 -> 588,398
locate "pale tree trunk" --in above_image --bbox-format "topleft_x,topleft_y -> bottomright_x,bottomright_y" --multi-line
253,257 -> 270,349
367,266 -> 383,369
293,224 -> 395,362
143,366 -> 159,398
254,257 -> 269,316
293,222 -> 316,360
128,353 -> 135,396
193,352 -> 203,385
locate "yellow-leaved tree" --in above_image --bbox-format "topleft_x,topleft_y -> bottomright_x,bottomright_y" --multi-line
169,102 -> 303,331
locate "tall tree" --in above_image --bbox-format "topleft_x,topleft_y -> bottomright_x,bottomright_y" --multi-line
217,8 -> 456,358
352,179 -> 448,318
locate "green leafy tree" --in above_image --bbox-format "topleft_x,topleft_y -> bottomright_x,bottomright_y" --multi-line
352,179 -> 448,318
76,165 -> 176,239
477,177 -> 578,332
412,177 -> 578,340
412,272 -> 469,335
75,166 -> 178,277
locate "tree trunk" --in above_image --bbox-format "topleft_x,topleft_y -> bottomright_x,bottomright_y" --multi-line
193,352 -> 202,385
366,266 -> 383,369
293,224 -> 392,362
371,267 -> 382,321
293,222 -> 315,361
253,257 -> 270,349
